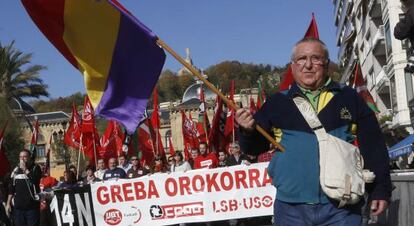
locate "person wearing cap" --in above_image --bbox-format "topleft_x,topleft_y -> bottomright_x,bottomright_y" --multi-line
170,151 -> 192,173
126,156 -> 149,179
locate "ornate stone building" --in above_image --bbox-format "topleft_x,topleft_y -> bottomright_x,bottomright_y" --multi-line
21,111 -> 72,179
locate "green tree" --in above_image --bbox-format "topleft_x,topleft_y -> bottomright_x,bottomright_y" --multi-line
0,97 -> 24,169
32,92 -> 85,113
0,41 -> 49,102
0,41 -> 48,169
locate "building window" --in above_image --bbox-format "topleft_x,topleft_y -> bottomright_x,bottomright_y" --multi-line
164,130 -> 172,154
37,145 -> 45,157
385,21 -> 393,58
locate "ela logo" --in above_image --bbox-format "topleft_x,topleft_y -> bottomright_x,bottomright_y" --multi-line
340,107 -> 352,120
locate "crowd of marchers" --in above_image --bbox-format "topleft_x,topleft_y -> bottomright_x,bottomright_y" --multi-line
0,141 -> 275,226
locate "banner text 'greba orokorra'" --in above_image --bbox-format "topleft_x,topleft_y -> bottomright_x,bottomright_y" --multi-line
51,163 -> 276,226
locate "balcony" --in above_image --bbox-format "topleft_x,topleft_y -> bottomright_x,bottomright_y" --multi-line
375,66 -> 389,90
372,25 -> 386,56
368,0 -> 381,19
335,0 -> 352,45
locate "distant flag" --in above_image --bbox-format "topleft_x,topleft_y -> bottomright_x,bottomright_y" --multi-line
81,96 -> 96,133
151,87 -> 160,129
81,96 -> 100,166
137,119 -> 156,165
250,96 -> 257,114
99,121 -> 124,162
0,122 -> 10,177
181,111 -> 199,159
304,13 -> 320,38
64,104 -> 81,149
197,86 -> 210,144
279,13 -> 319,91
21,0 -> 166,134
351,63 -> 380,113
208,95 -> 226,153
168,137 -> 175,156
256,80 -> 266,109
29,120 -> 40,160
45,135 -> 52,174
150,88 -> 164,157
224,80 -> 235,144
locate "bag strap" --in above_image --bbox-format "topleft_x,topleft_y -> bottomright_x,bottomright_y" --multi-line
292,96 -> 328,140
293,96 -> 353,207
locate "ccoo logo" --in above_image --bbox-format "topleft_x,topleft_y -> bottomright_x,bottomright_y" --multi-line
104,209 -> 123,225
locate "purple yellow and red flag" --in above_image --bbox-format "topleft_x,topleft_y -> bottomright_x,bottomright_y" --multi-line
21,0 -> 166,134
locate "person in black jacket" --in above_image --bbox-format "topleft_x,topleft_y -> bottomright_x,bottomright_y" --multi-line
394,4 -> 414,73
226,142 -> 250,166
236,38 -> 391,226
6,150 -> 41,226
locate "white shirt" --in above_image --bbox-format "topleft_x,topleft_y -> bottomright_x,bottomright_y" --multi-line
171,161 -> 192,173
94,169 -> 106,180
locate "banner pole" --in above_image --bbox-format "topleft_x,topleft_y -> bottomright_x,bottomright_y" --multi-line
77,133 -> 82,179
156,39 -> 284,152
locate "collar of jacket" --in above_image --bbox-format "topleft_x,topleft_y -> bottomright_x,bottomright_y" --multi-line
286,80 -> 343,99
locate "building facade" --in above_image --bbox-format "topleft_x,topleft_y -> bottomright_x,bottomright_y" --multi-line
333,0 -> 414,132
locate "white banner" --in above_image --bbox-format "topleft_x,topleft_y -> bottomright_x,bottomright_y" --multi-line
90,163 -> 276,225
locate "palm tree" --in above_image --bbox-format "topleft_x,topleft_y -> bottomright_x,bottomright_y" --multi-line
0,41 -> 49,101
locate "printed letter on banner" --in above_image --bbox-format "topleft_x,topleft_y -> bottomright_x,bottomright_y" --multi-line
90,162 -> 276,225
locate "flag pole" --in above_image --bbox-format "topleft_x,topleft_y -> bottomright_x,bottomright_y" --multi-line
92,132 -> 98,169
200,84 -> 209,145
77,134 -> 82,179
156,39 -> 285,152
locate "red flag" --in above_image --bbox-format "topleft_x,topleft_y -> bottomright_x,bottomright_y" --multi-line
137,119 -> 156,165
64,104 -> 81,149
208,95 -> 226,153
0,122 -> 10,177
304,13 -> 320,38
351,64 -> 380,113
151,87 -> 160,129
80,96 -> 99,166
250,96 -> 257,114
30,120 -> 39,152
279,13 -> 320,91
150,87 -> 164,157
181,111 -> 199,158
224,80 -> 235,138
99,121 -> 124,162
168,137 -> 175,156
256,80 -> 266,109
81,96 -> 95,133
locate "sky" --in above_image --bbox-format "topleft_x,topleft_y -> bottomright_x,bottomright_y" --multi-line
0,0 -> 339,100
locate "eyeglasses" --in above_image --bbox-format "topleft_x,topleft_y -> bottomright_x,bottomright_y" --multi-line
131,159 -> 138,161
292,55 -> 328,66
